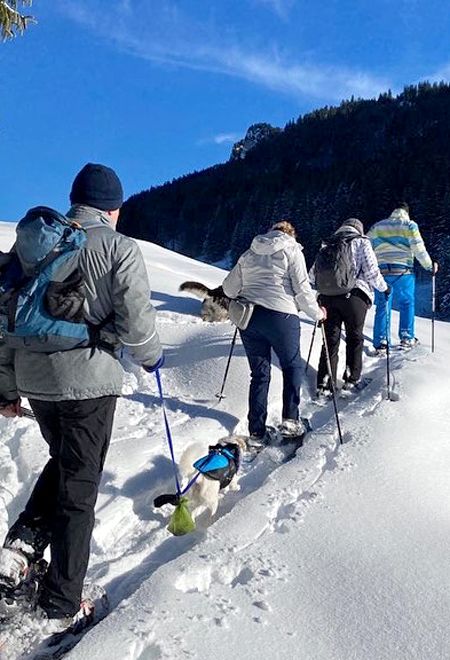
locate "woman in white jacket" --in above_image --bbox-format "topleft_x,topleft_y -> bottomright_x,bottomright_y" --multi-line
222,221 -> 325,444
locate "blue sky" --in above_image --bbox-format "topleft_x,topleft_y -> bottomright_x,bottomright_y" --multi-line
1,0 -> 450,220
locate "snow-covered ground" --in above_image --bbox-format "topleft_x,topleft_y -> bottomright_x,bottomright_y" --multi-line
0,222 -> 449,659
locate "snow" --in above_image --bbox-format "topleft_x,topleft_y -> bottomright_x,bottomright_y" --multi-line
0,222 -> 449,659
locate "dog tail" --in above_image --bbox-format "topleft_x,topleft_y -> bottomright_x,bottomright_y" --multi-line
179,281 -> 212,299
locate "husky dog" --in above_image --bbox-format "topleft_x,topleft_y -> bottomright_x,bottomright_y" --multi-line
179,281 -> 230,322
178,436 -> 247,521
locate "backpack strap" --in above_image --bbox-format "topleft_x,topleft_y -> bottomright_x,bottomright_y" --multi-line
87,312 -> 116,354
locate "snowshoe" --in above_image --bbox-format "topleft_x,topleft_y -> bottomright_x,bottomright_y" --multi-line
0,583 -> 109,659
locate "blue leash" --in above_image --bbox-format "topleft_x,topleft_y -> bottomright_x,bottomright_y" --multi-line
154,369 -> 203,498
154,368 -> 182,496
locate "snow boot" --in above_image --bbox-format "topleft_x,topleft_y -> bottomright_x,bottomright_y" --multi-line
278,418 -> 308,446
0,548 -> 48,621
399,337 -> 419,350
0,548 -> 29,590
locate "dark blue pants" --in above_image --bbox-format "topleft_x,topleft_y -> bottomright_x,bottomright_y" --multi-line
239,306 -> 302,437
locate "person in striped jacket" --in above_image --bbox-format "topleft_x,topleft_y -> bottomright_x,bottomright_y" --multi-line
368,202 -> 437,352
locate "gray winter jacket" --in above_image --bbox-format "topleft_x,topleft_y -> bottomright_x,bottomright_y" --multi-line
222,230 -> 323,321
0,205 -> 162,402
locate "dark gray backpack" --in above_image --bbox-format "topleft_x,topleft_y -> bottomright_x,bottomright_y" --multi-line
314,232 -> 362,296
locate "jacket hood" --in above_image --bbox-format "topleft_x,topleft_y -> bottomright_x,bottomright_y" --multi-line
250,230 -> 302,255
334,226 -> 362,237
67,204 -> 113,228
389,208 -> 410,222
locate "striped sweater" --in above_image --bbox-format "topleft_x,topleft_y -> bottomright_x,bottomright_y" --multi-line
368,208 -> 432,272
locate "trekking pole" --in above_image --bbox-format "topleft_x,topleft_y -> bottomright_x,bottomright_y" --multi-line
320,323 -> 343,445
384,299 -> 399,401
431,264 -> 436,353
386,314 -> 391,400
215,327 -> 239,401
304,322 -> 318,374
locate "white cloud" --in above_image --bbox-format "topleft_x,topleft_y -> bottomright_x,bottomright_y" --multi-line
59,1 -> 391,103
198,133 -> 241,146
213,133 -> 240,144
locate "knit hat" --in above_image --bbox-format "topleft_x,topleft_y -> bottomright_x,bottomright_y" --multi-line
395,201 -> 409,214
339,218 -> 364,235
70,163 -> 124,211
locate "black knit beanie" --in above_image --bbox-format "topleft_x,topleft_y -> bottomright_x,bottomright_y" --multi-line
70,163 -> 124,211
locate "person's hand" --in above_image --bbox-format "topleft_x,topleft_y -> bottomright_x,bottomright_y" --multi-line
0,399 -> 22,418
319,306 -> 327,322
432,262 -> 439,275
143,354 -> 165,374
384,285 -> 392,299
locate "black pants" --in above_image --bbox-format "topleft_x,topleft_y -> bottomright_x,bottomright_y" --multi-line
7,396 -> 116,617
317,290 -> 370,388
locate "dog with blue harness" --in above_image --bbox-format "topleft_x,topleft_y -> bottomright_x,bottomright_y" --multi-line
154,439 -> 244,527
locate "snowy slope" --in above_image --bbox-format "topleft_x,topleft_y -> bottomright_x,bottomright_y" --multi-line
0,222 -> 449,660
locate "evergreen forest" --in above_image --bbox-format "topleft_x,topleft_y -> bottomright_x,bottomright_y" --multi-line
118,82 -> 450,319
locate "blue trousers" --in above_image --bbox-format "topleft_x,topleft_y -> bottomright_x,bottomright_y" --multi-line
239,306 -> 302,437
373,273 -> 415,347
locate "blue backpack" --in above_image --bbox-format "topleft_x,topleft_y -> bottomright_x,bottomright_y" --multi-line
0,206 -> 112,353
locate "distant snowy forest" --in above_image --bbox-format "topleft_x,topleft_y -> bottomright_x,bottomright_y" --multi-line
118,82 -> 450,319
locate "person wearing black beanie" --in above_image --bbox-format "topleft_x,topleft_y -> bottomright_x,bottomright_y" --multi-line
0,162 -> 163,630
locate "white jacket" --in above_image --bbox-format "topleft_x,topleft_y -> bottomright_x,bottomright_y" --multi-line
222,230 -> 323,321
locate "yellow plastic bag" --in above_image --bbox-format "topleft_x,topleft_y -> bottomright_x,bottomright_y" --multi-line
168,497 -> 196,536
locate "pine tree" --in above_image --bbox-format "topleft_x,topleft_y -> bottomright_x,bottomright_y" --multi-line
0,0 -> 34,40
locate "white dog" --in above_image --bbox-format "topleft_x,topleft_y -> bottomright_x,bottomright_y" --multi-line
178,437 -> 246,522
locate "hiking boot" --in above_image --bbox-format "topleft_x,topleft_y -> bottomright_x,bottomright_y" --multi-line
247,430 -> 272,450
340,380 -> 361,397
278,418 -> 306,438
0,547 -> 29,589
341,381 -> 358,392
315,382 -> 332,401
400,337 -> 419,349
372,341 -> 388,357
31,596 -> 96,638
0,548 -> 48,621
4,520 -> 50,563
